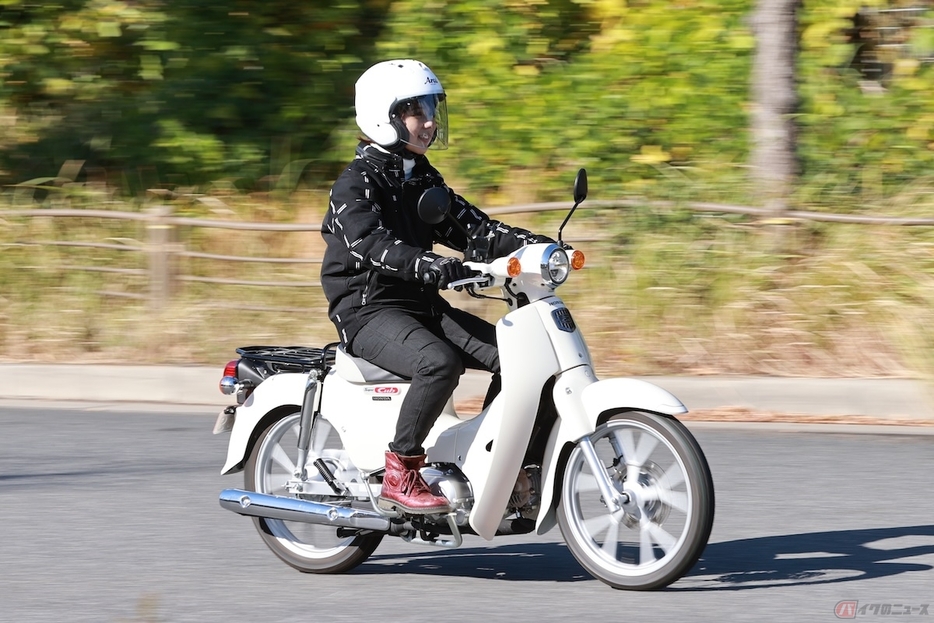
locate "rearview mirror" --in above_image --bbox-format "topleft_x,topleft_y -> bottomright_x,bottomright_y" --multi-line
417,187 -> 450,225
558,168 -> 588,244
573,168 -> 588,205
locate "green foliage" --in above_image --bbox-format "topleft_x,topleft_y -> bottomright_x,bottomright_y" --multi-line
797,1 -> 934,203
0,0 -> 392,191
1,0 -> 934,209
370,0 -> 754,203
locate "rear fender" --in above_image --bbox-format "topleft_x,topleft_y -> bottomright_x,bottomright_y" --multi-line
220,372 -> 306,475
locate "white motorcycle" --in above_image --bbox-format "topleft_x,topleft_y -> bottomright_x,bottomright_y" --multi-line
214,169 -> 714,590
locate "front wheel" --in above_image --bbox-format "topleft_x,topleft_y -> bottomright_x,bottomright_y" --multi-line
557,412 -> 714,590
244,410 -> 383,573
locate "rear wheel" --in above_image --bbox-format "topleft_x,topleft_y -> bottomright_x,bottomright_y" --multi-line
557,412 -> 714,590
244,411 -> 383,573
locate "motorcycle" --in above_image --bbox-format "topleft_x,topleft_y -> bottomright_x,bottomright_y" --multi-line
213,169 -> 715,590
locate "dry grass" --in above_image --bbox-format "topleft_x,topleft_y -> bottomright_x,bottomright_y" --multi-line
568,217 -> 934,380
4,188 -> 934,380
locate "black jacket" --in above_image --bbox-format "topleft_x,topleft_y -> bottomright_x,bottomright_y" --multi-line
321,142 -> 546,348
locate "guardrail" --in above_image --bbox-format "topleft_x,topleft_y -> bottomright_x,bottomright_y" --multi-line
5,199 -> 933,311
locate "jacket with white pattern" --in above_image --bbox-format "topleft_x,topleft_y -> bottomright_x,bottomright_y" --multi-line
320,142 -> 547,348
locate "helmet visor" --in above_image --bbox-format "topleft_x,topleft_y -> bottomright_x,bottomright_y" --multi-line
394,94 -> 448,150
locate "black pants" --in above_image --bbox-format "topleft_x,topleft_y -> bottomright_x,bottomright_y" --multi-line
349,307 -> 499,455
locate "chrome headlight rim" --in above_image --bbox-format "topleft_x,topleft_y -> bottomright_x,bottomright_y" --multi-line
543,247 -> 570,285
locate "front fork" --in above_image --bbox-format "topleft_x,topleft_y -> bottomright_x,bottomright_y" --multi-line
577,435 -> 631,512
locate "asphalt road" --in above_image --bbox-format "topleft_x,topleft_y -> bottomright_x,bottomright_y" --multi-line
2,404 -> 933,623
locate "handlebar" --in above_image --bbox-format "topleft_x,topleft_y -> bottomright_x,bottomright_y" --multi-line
439,260 -> 498,291
440,242 -> 573,292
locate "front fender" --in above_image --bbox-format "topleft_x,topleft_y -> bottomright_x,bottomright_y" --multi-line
535,374 -> 688,534
581,377 -> 687,419
220,372 -> 306,475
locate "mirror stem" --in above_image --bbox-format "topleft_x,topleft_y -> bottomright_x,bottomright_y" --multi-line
557,200 -> 582,245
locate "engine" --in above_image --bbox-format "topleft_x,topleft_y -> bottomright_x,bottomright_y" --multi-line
420,464 -> 542,529
508,465 -> 542,518
421,465 -> 473,526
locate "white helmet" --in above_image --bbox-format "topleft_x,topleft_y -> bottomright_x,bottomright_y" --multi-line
354,59 -> 449,151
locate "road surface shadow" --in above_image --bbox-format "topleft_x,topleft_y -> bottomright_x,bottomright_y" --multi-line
356,524 -> 934,588
678,524 -> 934,591
360,541 -> 590,582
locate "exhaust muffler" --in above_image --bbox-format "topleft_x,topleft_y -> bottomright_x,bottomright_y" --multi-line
219,488 -> 391,531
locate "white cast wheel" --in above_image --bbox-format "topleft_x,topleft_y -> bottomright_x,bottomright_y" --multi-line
558,412 -> 715,590
244,411 -> 382,573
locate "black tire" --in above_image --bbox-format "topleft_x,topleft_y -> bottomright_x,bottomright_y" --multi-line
244,411 -> 383,573
557,412 -> 715,590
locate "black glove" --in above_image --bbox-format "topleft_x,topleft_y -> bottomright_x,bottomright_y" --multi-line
426,256 -> 475,289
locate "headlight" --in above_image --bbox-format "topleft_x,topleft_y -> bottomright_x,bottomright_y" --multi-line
544,248 -> 570,285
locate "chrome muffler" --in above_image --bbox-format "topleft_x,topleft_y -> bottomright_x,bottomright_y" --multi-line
219,488 -> 391,532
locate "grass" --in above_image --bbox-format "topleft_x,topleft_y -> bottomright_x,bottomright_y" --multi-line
4,182 -> 934,380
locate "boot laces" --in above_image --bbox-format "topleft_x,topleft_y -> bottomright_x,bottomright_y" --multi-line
399,469 -> 432,496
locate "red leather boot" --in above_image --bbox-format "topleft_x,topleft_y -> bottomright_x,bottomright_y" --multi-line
378,451 -> 452,514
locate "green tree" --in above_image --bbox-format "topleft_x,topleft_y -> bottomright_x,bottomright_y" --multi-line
367,0 -> 754,203
0,0 -> 391,191
4,0 -> 933,209
797,0 -> 934,202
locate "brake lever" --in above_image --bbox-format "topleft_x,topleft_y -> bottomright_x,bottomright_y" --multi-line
445,275 -> 491,291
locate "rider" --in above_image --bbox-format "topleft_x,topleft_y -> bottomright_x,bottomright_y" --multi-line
320,59 -> 552,515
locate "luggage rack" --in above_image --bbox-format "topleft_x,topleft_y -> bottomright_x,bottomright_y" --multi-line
236,344 -> 336,373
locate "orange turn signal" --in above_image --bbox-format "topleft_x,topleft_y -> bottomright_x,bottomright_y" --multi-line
570,250 -> 586,270
507,257 -> 522,277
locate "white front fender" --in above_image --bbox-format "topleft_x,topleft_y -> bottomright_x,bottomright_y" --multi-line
220,372 -> 307,475
581,377 -> 687,418
535,374 -> 688,534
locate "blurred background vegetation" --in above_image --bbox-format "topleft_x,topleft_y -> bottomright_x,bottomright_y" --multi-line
3,0 -> 934,378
